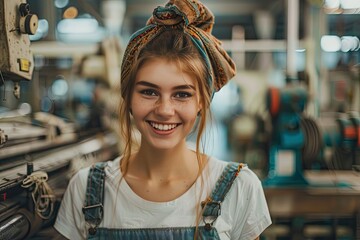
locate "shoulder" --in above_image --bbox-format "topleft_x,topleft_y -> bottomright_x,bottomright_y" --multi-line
206,157 -> 263,198
236,164 -> 262,188
207,157 -> 261,187
104,156 -> 121,176
67,166 -> 90,192
67,156 -> 122,191
206,156 -> 228,175
207,157 -> 264,204
206,158 -> 271,238
232,163 -> 263,199
211,160 -> 271,238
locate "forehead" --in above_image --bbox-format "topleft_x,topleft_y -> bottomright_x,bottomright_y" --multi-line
135,58 -> 197,87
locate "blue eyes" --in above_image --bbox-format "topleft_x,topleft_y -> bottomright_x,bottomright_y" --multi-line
139,89 -> 193,99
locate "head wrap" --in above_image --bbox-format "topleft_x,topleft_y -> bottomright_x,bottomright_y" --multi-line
121,0 -> 236,94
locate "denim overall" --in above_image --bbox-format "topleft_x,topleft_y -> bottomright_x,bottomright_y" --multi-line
82,162 -> 244,240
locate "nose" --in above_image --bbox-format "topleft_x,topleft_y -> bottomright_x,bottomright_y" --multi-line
154,97 -> 175,117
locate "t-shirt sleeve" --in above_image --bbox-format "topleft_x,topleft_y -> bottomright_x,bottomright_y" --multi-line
54,168 -> 89,240
230,168 -> 272,240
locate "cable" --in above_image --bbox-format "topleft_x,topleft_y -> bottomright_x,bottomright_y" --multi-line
21,171 -> 55,219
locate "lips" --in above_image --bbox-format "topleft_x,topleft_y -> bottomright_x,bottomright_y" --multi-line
147,121 -> 179,131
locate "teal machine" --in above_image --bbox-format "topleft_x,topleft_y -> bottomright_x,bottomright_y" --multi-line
263,87 -> 309,186
263,86 -> 360,187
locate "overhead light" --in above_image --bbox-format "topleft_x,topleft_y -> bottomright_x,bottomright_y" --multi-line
321,35 -> 341,52
54,0 -> 69,9
57,18 -> 99,34
324,0 -> 340,9
340,36 -> 360,52
340,0 -> 360,9
56,17 -> 106,42
324,0 -> 360,13
321,35 -> 360,52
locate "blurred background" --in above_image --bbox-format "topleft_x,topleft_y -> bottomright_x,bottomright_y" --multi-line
0,0 -> 359,239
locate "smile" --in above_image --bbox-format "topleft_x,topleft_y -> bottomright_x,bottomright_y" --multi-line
148,121 -> 179,131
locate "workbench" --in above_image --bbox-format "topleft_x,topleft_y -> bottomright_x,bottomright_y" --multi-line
263,170 -> 360,239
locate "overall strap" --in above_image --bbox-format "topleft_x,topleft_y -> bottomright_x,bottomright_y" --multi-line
82,162 -> 107,236
201,162 -> 245,230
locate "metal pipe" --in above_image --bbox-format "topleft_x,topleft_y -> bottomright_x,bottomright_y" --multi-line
286,0 -> 299,80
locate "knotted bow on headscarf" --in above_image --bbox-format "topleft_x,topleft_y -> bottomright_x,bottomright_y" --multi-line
121,0 -> 236,94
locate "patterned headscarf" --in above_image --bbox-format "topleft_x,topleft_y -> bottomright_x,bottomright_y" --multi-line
121,0 -> 236,95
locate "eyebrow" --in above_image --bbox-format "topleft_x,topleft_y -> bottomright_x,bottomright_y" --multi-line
135,81 -> 196,90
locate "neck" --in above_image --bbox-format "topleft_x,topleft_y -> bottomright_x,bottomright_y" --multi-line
130,142 -> 198,181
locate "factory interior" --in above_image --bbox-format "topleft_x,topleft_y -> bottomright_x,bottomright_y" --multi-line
0,0 -> 360,239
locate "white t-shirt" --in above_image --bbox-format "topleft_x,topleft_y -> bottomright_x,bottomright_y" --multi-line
54,156 -> 271,240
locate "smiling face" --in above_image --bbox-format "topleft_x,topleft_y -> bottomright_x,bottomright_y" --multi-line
130,58 -> 202,151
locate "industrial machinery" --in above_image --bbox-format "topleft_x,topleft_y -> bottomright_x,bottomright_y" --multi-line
0,0 -> 38,99
0,1 -> 122,239
0,117 -> 119,239
0,100 -> 120,240
263,86 -> 360,187
263,86 -> 309,186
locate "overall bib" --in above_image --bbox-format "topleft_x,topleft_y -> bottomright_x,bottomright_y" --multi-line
82,162 -> 244,240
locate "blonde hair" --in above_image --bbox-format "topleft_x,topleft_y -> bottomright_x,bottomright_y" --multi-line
119,29 -> 212,237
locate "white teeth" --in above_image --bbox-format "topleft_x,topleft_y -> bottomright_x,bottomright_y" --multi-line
150,122 -> 177,131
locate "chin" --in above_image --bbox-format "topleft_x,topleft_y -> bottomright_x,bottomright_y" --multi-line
146,138 -> 184,151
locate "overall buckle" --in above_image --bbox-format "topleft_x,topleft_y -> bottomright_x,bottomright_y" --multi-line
201,200 -> 221,231
82,203 -> 103,214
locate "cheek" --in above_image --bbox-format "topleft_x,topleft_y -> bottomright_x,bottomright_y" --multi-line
131,99 -> 150,115
179,102 -> 200,119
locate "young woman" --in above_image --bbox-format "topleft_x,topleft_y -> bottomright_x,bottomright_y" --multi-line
54,0 -> 271,239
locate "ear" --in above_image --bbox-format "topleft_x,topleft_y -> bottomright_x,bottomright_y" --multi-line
197,100 -> 203,116
197,102 -> 203,116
